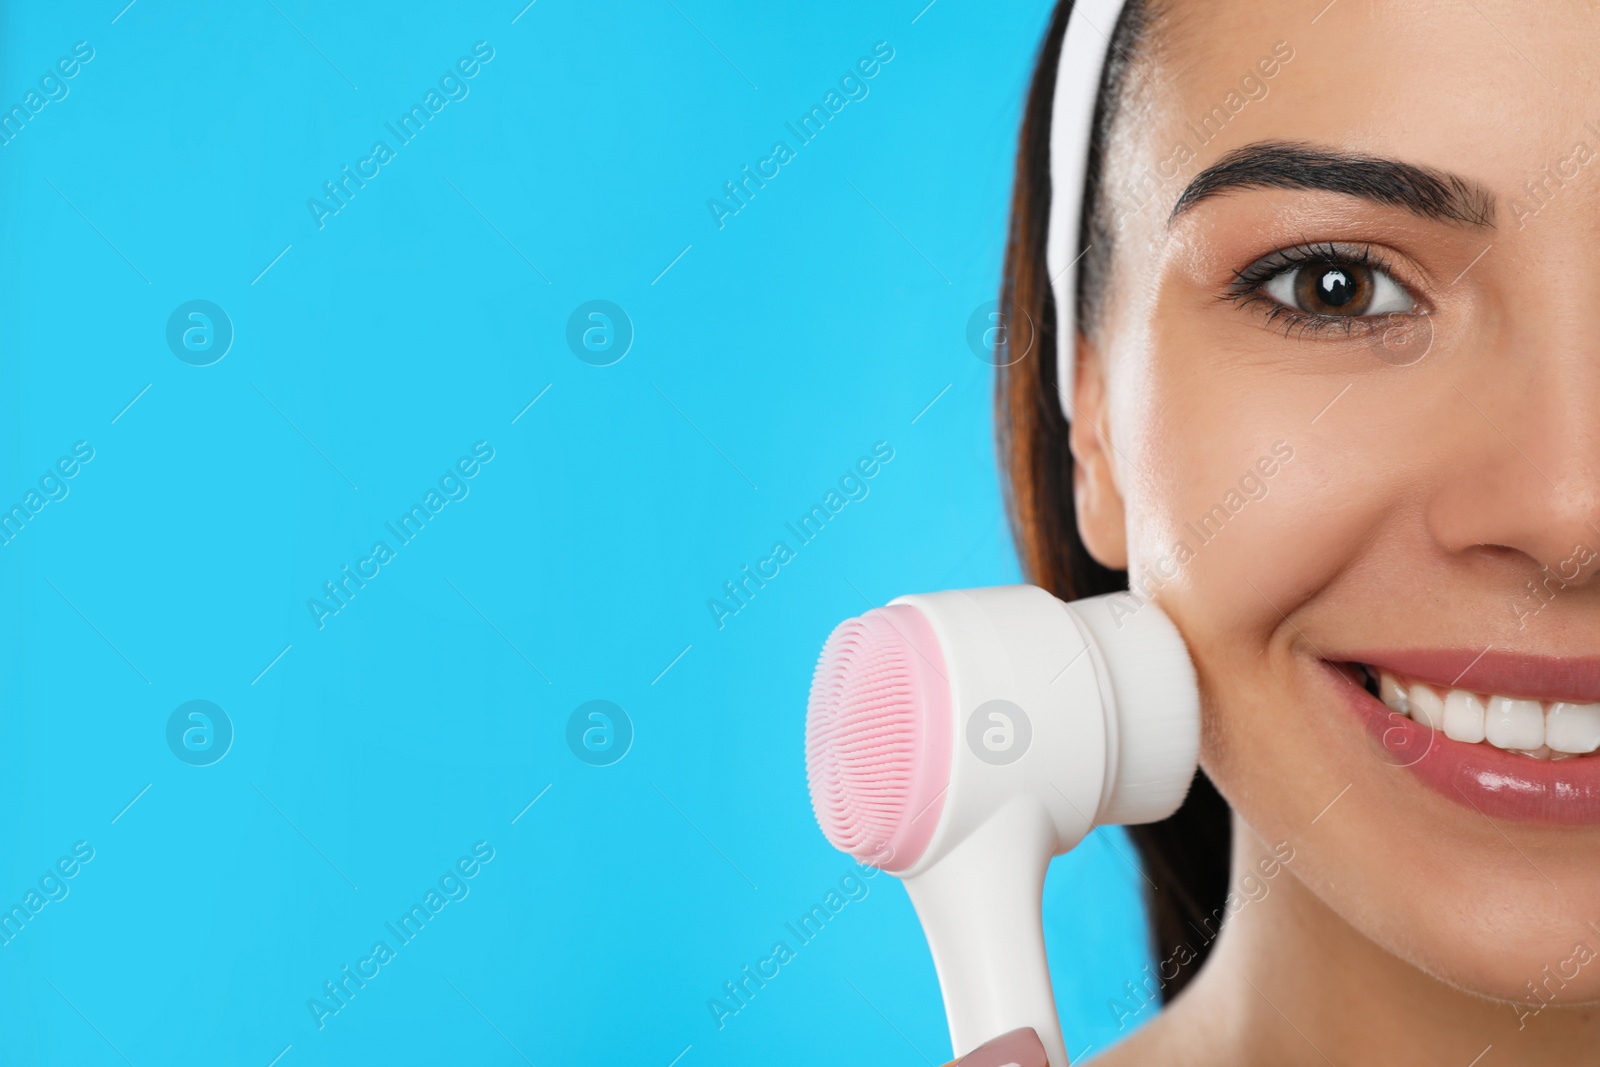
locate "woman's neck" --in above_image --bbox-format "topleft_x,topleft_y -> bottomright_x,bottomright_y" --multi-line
1110,817 -> 1600,1066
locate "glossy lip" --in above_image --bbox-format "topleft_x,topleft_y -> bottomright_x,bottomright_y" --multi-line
1320,657 -> 1600,826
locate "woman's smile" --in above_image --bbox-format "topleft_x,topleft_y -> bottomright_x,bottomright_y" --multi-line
1317,653 -> 1600,822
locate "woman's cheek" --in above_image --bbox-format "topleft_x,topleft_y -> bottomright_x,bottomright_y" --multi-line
1122,405 -> 1362,638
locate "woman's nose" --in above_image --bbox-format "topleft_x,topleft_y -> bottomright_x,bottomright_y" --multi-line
1423,298 -> 1600,583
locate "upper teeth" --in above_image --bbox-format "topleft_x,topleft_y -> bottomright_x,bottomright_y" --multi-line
1374,669 -> 1600,758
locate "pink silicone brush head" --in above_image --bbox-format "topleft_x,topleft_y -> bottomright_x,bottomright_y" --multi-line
805,605 -> 952,873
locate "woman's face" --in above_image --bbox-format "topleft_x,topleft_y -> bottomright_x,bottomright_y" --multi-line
1074,0 -> 1600,1002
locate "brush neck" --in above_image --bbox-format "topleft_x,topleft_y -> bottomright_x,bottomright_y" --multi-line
902,799 -> 1071,1067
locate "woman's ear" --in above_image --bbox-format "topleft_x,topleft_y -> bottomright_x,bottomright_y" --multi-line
1067,330 -> 1129,570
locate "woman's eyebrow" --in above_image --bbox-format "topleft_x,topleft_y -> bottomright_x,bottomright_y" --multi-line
1168,140 -> 1497,228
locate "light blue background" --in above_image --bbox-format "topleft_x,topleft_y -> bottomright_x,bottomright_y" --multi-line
0,1 -> 1155,1063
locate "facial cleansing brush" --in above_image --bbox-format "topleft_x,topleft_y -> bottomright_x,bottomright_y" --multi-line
804,585 -> 1200,1067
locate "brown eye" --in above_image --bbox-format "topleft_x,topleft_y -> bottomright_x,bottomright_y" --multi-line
1262,256 -> 1414,319
1296,263 -> 1371,315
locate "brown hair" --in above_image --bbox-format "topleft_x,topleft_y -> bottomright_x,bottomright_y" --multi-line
996,0 -> 1232,1001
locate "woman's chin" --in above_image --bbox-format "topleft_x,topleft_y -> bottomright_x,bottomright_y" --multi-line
1404,918 -> 1600,1013
1203,639 -> 1600,1012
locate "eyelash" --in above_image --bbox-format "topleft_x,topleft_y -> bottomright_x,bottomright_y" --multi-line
1224,241 -> 1413,339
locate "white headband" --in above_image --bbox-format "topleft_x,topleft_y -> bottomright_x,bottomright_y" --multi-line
1045,0 -> 1130,421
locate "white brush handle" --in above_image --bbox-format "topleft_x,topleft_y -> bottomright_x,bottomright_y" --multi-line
902,801 -> 1069,1067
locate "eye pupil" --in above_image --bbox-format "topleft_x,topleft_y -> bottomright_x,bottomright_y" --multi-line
1318,270 -> 1355,305
1294,260 -> 1372,315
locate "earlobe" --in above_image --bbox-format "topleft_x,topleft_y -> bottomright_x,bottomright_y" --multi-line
1067,330 -> 1129,570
